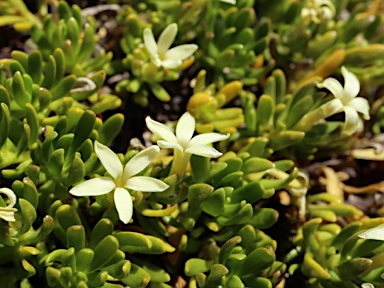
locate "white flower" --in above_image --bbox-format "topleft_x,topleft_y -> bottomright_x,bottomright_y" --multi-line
145,112 -> 229,175
0,188 -> 17,222
143,23 -> 198,69
301,0 -> 335,23
69,141 -> 169,224
317,66 -> 370,135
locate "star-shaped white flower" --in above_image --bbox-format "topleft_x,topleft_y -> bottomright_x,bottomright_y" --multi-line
0,188 -> 17,222
145,112 -> 229,175
143,23 -> 198,69
69,141 -> 169,224
317,66 -> 370,135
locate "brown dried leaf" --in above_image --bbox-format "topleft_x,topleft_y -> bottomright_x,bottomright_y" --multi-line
321,167 -> 344,200
352,148 -> 384,160
343,182 -> 384,194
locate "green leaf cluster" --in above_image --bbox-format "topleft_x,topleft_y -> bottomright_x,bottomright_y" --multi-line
31,2 -> 112,75
291,217 -> 384,287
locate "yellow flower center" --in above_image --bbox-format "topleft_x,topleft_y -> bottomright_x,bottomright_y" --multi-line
115,174 -> 126,188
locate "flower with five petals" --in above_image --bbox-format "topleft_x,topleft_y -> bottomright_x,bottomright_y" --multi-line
317,66 -> 370,135
145,112 -> 229,176
69,141 -> 169,224
143,23 -> 198,69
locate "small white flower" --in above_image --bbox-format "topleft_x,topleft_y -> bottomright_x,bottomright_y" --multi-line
69,141 -> 169,224
0,188 -> 17,222
143,23 -> 198,69
145,112 -> 229,175
301,0 -> 335,23
317,66 -> 370,135
146,112 -> 229,157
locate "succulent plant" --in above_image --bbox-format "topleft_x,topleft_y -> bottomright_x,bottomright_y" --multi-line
0,0 -> 42,32
0,0 -> 383,287
187,70 -> 244,134
290,216 -> 384,287
195,0 -> 274,86
0,185 -> 54,286
30,2 -> 112,75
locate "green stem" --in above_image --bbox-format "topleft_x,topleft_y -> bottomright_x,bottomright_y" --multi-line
169,150 -> 191,177
142,61 -> 160,82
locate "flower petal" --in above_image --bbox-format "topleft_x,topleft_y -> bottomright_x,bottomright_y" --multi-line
185,145 -> 223,158
176,112 -> 195,148
0,188 -> 17,208
317,77 -> 344,99
123,145 -> 160,180
319,98 -> 343,117
342,106 -> 359,135
164,44 -> 198,61
188,132 -> 229,148
69,177 -> 115,196
359,224 -> 384,241
161,59 -> 182,69
322,6 -> 334,20
0,208 -> 17,222
220,0 -> 236,4
158,140 -> 183,152
151,54 -> 163,67
143,27 -> 158,56
341,66 -> 360,101
157,23 -> 178,55
114,187 -> 132,224
347,97 -> 370,120
145,116 -> 178,143
125,176 -> 169,192
70,77 -> 97,93
94,141 -> 123,179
